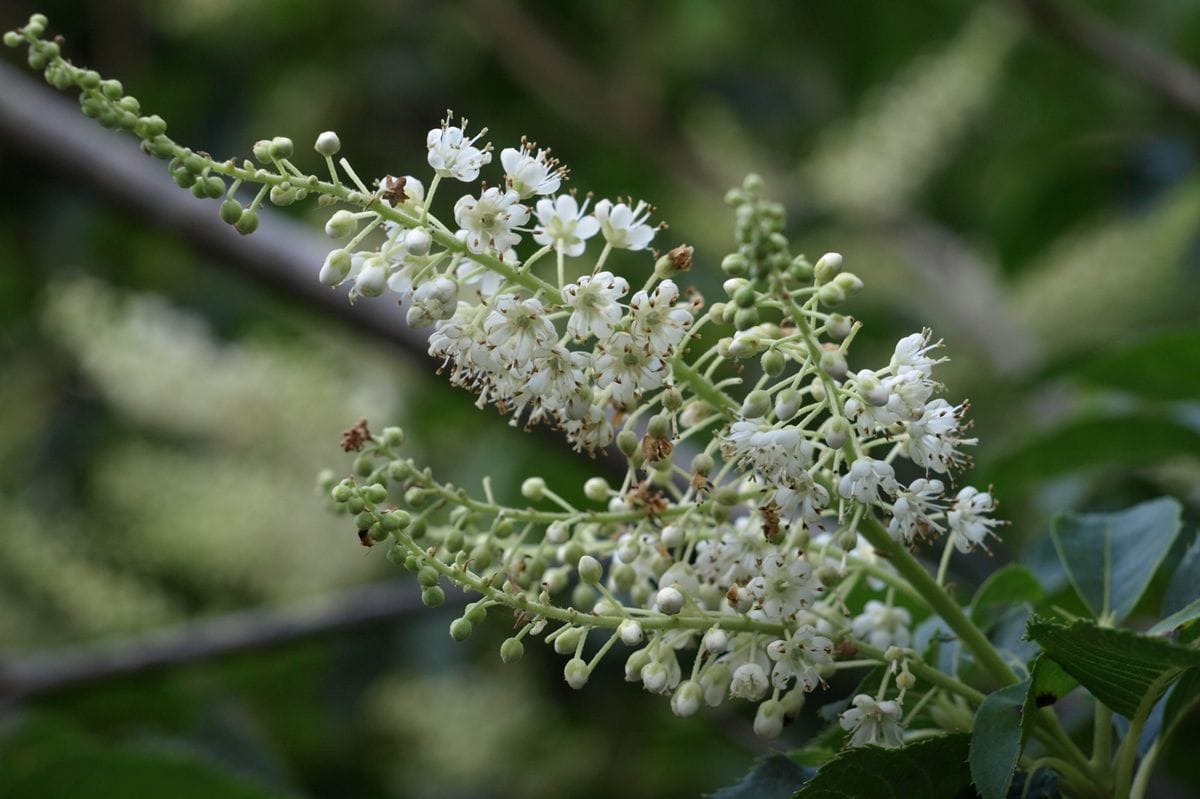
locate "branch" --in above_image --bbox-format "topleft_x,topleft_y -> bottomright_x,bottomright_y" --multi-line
0,580 -> 459,704
1009,0 -> 1200,118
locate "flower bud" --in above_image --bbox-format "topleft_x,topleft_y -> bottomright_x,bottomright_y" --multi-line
825,416 -> 851,449
553,626 -> 584,655
820,348 -> 848,380
656,586 -> 684,615
571,582 -> 596,610
733,285 -> 757,309
774,388 -> 801,421
611,563 -> 636,592
617,429 -> 639,457
816,565 -> 841,587
730,663 -> 769,700
500,637 -> 525,663
834,271 -> 863,296
721,253 -> 748,276
671,680 -> 704,717
404,228 -> 432,256
703,628 -> 729,653
443,528 -> 465,553
789,254 -> 814,282
754,700 -> 785,739
521,476 -> 546,501
660,525 -> 683,548
314,130 -> 341,156
619,619 -> 643,646
583,477 -> 609,503
691,452 -> 714,476
578,555 -> 603,585
740,390 -> 770,419
421,585 -> 445,607
702,663 -> 732,706
381,509 -> 411,531
218,198 -> 242,225
817,282 -> 846,307
625,648 -> 652,681
896,670 -> 917,691
814,252 -> 843,284
268,136 -> 294,160
325,210 -> 358,239
641,661 -> 670,694
828,313 -> 853,339
564,658 -> 590,689
234,209 -> 259,236
734,307 -> 759,331
317,249 -> 352,286
761,349 -> 786,376
449,617 -> 473,641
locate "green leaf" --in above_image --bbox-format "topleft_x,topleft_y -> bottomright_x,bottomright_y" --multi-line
1148,597 -> 1200,636
793,734 -> 974,799
1073,327 -> 1200,402
969,657 -> 1077,799
970,678 -> 1029,799
970,565 -> 1045,628
1162,534 -> 1200,615
1162,667 -> 1200,743
1026,617 -> 1200,717
1050,497 -> 1183,622
980,416 -> 1200,497
708,754 -> 813,799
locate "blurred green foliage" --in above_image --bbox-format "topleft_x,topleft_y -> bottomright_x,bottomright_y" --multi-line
2,1 -> 1199,796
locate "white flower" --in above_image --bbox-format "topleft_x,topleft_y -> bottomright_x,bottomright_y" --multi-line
501,144 -> 563,199
887,477 -> 945,544
766,625 -> 834,691
839,694 -> 904,748
482,294 -> 555,367
427,120 -> 491,182
838,457 -> 898,505
774,477 -> 831,524
851,601 -> 913,650
903,399 -> 976,473
454,188 -> 529,254
593,199 -> 656,250
747,548 -> 819,622
561,404 -> 614,454
561,271 -> 628,340
628,279 -> 693,354
947,486 -> 1001,553
593,331 -> 665,407
890,330 -> 943,378
723,421 -> 814,489
533,194 -> 600,257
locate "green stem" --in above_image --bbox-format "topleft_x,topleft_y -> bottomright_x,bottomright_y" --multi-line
1129,738 -> 1161,799
1112,673 -> 1173,797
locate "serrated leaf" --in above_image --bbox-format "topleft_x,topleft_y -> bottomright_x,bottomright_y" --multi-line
1073,327 -> 1200,401
969,657 -> 1077,799
971,565 -> 1045,629
793,734 -> 973,799
1050,497 -> 1183,622
1026,617 -> 1200,717
981,416 -> 1200,497
708,754 -> 813,799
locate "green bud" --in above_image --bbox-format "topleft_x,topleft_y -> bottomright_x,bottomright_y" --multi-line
136,114 -> 167,138
837,528 -> 859,550
269,136 -> 294,160
314,130 -> 341,156
647,413 -> 672,439
819,349 -> 848,380
117,95 -> 140,114
833,271 -> 863,296
559,541 -> 584,569
724,187 -> 747,206
814,252 -> 843,284
173,169 -> 197,189
500,637 -> 525,663
817,282 -> 846,307
571,582 -> 596,610
761,349 -> 786,376
817,566 -> 841,587
578,555 -> 603,585
520,476 -> 546,501
733,307 -> 759,331
368,522 -> 388,542
404,487 -> 428,507
743,173 -> 764,194
714,485 -> 740,507
612,563 -> 636,592
347,496 -> 366,514
354,510 -> 375,531
825,416 -> 851,449
617,429 -> 639,457
219,199 -> 243,225
774,388 -> 801,421
27,50 -> 46,70
270,184 -> 297,206
741,389 -> 771,419
691,452 -> 714,475
470,544 -> 493,571
331,483 -> 353,503
465,602 -> 488,624
828,313 -> 852,339
564,658 -> 590,689
80,70 -> 101,89
660,387 -> 683,411
721,253 -> 748,276
364,483 -> 388,503
182,153 -> 206,174
421,585 -> 445,608
380,426 -> 404,447
492,518 -> 514,538
204,176 -> 226,199
449,617 -> 473,641
3,32 -> 22,48
100,79 -> 123,99
417,565 -> 439,587
234,209 -> 259,235
147,136 -> 175,159
381,509 -> 410,531
583,476 -> 609,503
403,554 -> 420,571
734,285 -> 757,309
252,140 -> 273,164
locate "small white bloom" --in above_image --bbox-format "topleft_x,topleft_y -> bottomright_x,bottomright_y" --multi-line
482,294 -> 556,367
838,457 -> 898,505
593,198 -> 656,250
561,271 -> 628,340
723,421 -> 814,489
747,549 -> 819,622
948,486 -> 1001,552
619,619 -> 644,646
851,601 -> 913,650
534,194 -> 600,256
593,331 -> 665,407
891,329 -> 944,378
903,398 -> 976,473
766,625 -> 833,691
628,279 -> 693,354
427,119 -> 491,182
839,694 -> 904,748
406,276 -> 458,327
887,477 -> 946,544
502,144 -> 564,199
454,188 -> 530,254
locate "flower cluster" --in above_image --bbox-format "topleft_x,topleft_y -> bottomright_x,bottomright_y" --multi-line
308,126 -> 1004,745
